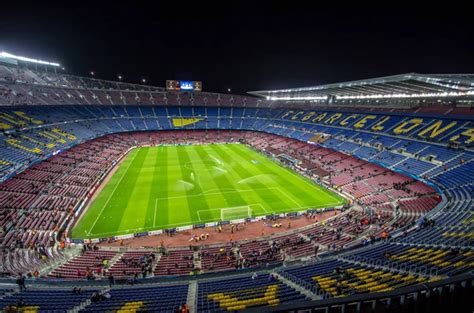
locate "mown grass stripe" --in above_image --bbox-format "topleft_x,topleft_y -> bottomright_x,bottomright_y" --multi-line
232,144 -> 343,208
70,148 -> 139,238
89,148 -> 147,236
186,145 -> 231,211
144,147 -> 164,228
71,143 -> 344,239
105,147 -> 149,235
174,145 -> 212,222
118,147 -> 155,231
200,144 -> 278,215
199,145 -> 248,208
213,144 -> 299,213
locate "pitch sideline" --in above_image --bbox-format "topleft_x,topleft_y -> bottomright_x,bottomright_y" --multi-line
87,150 -> 139,236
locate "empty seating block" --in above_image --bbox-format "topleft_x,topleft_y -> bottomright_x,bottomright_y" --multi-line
198,274 -> 307,312
0,289 -> 97,312
80,284 -> 188,312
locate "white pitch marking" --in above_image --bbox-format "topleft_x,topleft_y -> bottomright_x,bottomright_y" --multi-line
155,187 -> 280,201
87,145 -> 343,238
277,187 -> 305,209
280,164 -> 343,203
196,204 -> 259,222
88,201 -> 342,237
153,198 -> 158,227
87,150 -> 138,236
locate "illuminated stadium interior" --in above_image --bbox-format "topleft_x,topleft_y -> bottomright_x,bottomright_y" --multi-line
0,7 -> 473,312
0,58 -> 472,312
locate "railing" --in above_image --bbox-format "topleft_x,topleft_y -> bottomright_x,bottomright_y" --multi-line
338,255 -> 440,277
276,269 -> 321,296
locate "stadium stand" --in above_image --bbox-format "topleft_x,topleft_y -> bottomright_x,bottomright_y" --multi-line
0,287 -> 98,312
197,274 -> 308,311
0,63 -> 472,312
80,284 -> 188,312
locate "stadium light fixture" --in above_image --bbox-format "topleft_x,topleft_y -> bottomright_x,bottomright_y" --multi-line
267,91 -> 473,101
142,78 -> 147,83
0,51 -> 61,67
336,91 -> 473,100
267,96 -> 328,101
118,75 -> 123,80
90,71 -> 95,76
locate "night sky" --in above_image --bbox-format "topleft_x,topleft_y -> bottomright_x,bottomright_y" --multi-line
0,2 -> 473,94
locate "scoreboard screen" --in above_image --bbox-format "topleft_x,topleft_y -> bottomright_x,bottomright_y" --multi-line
166,80 -> 202,92
180,81 -> 193,90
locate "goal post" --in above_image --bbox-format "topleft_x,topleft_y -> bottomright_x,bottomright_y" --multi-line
220,206 -> 252,221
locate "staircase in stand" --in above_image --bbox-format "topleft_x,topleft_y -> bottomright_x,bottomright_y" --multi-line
187,280 -> 198,313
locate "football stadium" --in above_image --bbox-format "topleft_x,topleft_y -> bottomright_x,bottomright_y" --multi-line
0,8 -> 473,313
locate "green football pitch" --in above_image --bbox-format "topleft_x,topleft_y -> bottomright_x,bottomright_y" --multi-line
71,143 -> 345,239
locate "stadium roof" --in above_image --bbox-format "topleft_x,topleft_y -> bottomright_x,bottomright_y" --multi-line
248,73 -> 474,101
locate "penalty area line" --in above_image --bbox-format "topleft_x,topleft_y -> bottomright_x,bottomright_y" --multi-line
277,187 -> 305,209
196,203 -> 268,221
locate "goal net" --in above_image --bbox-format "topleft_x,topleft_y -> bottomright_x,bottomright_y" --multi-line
220,206 -> 252,221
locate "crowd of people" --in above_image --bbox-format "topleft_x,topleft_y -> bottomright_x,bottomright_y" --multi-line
119,253 -> 156,278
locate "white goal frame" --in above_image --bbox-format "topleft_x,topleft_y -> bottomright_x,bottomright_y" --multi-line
220,205 -> 252,221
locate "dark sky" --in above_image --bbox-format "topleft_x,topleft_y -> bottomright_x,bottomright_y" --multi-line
0,2 -> 473,94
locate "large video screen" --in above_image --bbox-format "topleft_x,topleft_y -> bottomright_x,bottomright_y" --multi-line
179,81 -> 193,90
166,80 -> 202,92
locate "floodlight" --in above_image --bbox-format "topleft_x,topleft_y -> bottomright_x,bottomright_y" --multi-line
0,51 -> 61,67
